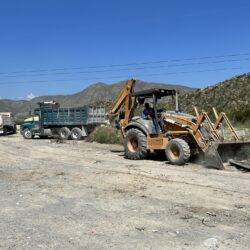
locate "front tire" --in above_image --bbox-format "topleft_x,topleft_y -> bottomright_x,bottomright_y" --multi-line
124,128 -> 148,160
23,128 -> 33,139
165,138 -> 190,165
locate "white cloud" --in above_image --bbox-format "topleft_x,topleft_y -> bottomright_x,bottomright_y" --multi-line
26,93 -> 36,100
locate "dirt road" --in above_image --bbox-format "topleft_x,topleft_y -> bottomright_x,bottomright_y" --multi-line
0,134 -> 249,249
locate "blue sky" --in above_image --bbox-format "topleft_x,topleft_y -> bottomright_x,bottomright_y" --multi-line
0,0 -> 250,99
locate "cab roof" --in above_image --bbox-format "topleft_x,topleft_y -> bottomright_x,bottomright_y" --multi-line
130,88 -> 177,98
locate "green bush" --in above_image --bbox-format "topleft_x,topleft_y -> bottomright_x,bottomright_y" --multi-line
87,126 -> 123,144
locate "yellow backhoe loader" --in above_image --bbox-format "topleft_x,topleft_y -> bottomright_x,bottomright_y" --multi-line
108,79 -> 250,170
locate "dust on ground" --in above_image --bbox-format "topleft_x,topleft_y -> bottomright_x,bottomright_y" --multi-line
0,134 -> 249,250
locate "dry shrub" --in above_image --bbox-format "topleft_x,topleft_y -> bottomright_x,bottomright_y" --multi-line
87,126 -> 123,144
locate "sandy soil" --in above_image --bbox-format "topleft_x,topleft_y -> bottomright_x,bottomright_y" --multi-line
0,133 -> 249,250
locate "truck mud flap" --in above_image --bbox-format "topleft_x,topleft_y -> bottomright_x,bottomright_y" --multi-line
204,141 -> 250,170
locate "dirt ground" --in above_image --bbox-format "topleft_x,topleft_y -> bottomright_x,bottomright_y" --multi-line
0,133 -> 249,250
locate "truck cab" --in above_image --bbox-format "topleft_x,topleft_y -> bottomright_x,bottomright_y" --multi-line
20,116 -> 40,139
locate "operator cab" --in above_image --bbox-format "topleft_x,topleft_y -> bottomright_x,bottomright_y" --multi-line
130,88 -> 178,133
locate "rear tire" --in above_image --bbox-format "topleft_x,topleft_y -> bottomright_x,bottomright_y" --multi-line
165,138 -> 190,165
71,127 -> 82,140
3,127 -> 7,136
23,128 -> 33,139
124,128 -> 148,160
58,127 -> 71,140
12,126 -> 17,134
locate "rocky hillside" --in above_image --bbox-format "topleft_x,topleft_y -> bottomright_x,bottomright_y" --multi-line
0,80 -> 193,118
178,73 -> 250,123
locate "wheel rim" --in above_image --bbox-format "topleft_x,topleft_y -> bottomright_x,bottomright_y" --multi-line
127,136 -> 138,152
169,144 -> 180,160
61,130 -> 67,138
25,130 -> 31,138
72,131 -> 78,139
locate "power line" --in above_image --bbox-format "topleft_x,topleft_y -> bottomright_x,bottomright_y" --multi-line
0,52 -> 250,76
1,57 -> 250,79
0,66 -> 249,85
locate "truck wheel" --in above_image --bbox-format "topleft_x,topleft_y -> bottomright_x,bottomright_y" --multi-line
124,128 -> 148,160
11,125 -> 17,134
23,128 -> 33,139
59,127 -> 71,140
12,127 -> 17,134
3,127 -> 7,135
71,127 -> 82,140
165,138 -> 190,165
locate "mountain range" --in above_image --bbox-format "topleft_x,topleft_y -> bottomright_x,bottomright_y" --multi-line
0,74 -> 249,123
0,80 -> 193,118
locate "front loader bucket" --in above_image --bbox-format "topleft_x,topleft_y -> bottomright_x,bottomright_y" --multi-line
204,141 -> 250,170
204,143 -> 224,170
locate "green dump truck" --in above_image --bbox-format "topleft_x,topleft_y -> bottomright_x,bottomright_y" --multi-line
20,101 -> 105,140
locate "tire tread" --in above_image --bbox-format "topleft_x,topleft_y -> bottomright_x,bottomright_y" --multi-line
124,128 -> 147,160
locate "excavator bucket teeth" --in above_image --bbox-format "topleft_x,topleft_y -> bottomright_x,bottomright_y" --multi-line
204,142 -> 250,170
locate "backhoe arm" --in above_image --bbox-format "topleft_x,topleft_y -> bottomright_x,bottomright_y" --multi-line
107,79 -> 136,128
109,79 -> 136,114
